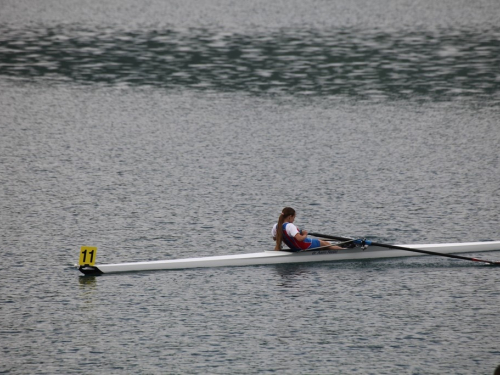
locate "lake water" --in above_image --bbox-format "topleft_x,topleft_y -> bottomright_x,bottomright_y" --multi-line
1,0 -> 500,374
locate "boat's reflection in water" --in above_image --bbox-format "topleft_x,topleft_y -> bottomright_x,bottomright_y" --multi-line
272,263 -> 319,288
271,259 -> 384,288
78,275 -> 98,287
78,275 -> 98,304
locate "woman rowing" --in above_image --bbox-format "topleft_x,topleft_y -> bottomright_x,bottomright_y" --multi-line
272,207 -> 344,251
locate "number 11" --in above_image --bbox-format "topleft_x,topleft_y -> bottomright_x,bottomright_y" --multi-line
79,246 -> 97,266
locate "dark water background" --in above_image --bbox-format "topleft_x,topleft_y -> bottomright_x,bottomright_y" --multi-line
1,0 -> 500,374
2,26 -> 500,101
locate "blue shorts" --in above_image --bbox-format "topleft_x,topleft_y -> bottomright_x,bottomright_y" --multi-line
287,237 -> 321,252
305,238 -> 321,249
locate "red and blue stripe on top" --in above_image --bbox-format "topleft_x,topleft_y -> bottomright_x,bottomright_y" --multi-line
281,223 -> 316,251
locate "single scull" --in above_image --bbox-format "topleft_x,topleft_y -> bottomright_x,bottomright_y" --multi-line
78,240 -> 500,275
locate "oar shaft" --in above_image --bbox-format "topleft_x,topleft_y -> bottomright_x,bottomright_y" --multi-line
309,233 -> 352,242
308,232 -> 499,265
371,242 -> 492,263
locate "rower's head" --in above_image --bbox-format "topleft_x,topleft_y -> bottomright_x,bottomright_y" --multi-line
281,207 -> 295,222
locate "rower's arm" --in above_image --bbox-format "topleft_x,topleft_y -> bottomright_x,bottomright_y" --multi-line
295,230 -> 308,242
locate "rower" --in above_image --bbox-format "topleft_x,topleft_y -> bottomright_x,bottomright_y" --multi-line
272,207 -> 344,251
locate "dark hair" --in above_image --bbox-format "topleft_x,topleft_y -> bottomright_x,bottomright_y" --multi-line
275,207 -> 296,250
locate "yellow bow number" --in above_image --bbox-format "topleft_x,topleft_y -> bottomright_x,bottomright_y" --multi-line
79,246 -> 97,266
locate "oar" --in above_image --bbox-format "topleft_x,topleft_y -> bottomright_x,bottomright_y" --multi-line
308,232 -> 500,266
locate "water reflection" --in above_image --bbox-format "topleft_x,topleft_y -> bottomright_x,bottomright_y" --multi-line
273,264 -> 314,287
78,275 -> 98,287
1,26 -> 499,101
78,275 -> 98,307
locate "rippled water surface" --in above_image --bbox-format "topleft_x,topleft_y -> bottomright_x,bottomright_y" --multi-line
1,0 -> 500,374
1,26 -> 499,101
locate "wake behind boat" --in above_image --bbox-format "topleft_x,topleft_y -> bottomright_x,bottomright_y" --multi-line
78,239 -> 500,275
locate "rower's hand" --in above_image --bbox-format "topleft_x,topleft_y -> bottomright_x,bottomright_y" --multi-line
300,230 -> 308,236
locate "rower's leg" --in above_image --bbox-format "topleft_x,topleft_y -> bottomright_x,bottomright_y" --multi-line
319,240 -> 343,250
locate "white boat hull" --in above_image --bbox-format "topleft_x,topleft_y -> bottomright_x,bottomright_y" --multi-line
78,241 -> 500,275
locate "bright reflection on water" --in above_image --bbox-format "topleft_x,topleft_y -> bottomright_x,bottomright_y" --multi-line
1,26 -> 499,101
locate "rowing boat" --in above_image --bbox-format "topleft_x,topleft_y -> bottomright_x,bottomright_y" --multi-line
78,240 -> 500,275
